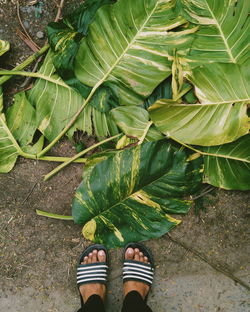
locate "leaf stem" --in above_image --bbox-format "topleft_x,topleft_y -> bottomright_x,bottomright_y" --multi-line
36,209 -> 73,220
38,156 -> 87,163
138,121 -> 153,145
44,133 -> 122,181
0,70 -> 70,89
173,85 -> 192,101
0,44 -> 49,85
170,136 -> 250,162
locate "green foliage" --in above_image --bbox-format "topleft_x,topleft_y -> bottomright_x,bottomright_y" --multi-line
179,0 -> 250,65
202,135 -> 250,190
72,140 -> 202,248
1,0 -> 250,247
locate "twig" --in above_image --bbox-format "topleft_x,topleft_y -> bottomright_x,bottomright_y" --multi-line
16,29 -> 38,52
191,186 -> 215,200
21,182 -> 38,205
54,0 -> 65,22
16,0 -> 40,51
167,233 -> 250,291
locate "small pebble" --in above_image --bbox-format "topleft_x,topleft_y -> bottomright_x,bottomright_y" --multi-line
23,21 -> 30,29
36,31 -> 45,39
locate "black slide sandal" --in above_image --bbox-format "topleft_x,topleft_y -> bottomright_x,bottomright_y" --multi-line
77,244 -> 108,308
123,242 -> 154,300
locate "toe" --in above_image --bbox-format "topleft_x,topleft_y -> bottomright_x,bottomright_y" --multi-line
97,250 -> 106,263
92,250 -> 98,262
139,252 -> 144,262
144,256 -> 148,263
134,248 -> 140,261
125,247 -> 134,260
87,252 -> 93,264
83,256 -> 88,265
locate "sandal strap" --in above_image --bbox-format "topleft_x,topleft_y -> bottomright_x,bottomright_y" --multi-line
123,260 -> 154,286
77,262 -> 108,286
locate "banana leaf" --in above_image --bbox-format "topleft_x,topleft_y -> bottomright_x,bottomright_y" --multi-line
72,139 -> 202,248
179,0 -> 250,65
202,134 -> 250,190
149,62 -> 250,146
74,0 -> 197,107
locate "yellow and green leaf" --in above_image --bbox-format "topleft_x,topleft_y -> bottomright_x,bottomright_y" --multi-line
72,139 -> 202,248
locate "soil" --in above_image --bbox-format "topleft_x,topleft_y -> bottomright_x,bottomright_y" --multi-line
0,1 -> 249,312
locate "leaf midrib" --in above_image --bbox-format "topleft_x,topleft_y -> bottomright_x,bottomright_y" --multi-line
205,0 -> 236,63
92,1 -> 159,90
83,147 -> 183,222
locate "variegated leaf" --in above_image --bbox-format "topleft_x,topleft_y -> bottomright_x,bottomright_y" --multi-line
202,134 -> 250,190
75,0 -> 197,106
0,40 -> 10,56
179,0 -> 250,65
6,92 -> 37,146
0,88 -> 21,173
72,140 -> 202,248
149,62 -> 250,146
27,50 -> 119,141
111,106 -> 163,142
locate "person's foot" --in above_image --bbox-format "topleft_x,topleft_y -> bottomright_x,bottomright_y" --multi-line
79,249 -> 106,303
123,247 -> 150,300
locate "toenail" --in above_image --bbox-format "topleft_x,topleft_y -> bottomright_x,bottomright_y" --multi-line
99,250 -> 105,255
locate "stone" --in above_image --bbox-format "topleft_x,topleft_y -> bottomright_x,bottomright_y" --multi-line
36,31 -> 45,39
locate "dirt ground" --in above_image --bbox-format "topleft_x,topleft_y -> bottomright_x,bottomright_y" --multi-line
0,1 -> 250,312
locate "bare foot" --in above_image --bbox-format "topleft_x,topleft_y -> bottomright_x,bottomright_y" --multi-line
79,249 -> 106,303
123,247 -> 150,300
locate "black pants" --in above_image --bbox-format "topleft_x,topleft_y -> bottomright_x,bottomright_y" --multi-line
78,290 -> 153,312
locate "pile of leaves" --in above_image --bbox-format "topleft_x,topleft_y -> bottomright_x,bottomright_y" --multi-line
0,0 -> 249,248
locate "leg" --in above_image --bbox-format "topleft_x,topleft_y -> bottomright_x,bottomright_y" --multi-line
78,249 -> 107,312
122,247 -> 153,312
77,294 -> 105,312
122,290 -> 153,312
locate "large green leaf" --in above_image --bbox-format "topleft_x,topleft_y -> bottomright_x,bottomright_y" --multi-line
179,0 -> 250,65
72,140 -> 202,248
27,51 -> 119,141
149,62 -> 250,146
75,0 -> 197,106
202,134 -> 250,190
